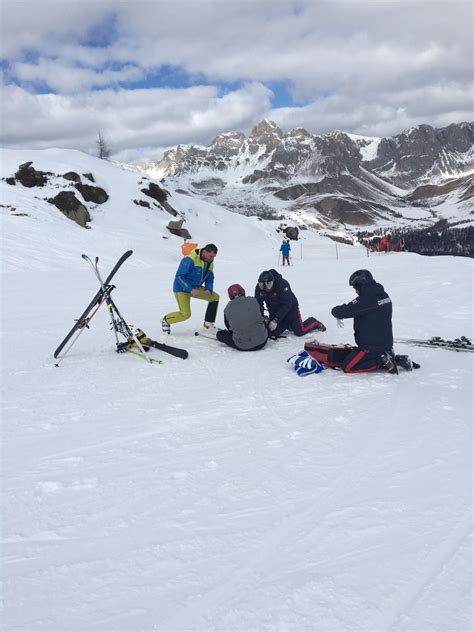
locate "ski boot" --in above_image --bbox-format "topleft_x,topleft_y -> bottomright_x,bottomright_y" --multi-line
381,349 -> 398,374
394,354 -> 413,371
314,320 -> 327,332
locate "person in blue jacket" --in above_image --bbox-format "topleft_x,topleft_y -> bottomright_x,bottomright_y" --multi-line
280,239 -> 291,265
162,244 -> 219,333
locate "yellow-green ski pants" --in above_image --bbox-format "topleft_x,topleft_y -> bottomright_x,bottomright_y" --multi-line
165,289 -> 220,325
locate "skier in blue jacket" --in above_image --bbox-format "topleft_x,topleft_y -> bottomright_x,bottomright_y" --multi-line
162,244 -> 220,333
280,240 -> 291,265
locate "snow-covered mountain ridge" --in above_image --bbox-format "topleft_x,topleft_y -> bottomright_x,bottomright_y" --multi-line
125,120 -> 474,230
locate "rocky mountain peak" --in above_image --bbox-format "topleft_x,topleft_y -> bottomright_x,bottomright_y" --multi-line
249,119 -> 283,139
138,120 -> 472,226
368,121 -> 474,185
287,127 -> 312,140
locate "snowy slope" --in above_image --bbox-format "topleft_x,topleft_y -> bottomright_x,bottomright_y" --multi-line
1,149 -> 472,632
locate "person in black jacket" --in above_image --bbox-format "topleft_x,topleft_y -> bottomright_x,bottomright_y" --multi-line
331,269 -> 397,373
255,269 -> 326,338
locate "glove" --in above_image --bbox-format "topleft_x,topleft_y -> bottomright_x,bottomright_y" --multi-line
204,289 -> 212,295
336,319 -> 344,328
294,356 -> 324,377
287,350 -> 308,366
268,320 -> 277,332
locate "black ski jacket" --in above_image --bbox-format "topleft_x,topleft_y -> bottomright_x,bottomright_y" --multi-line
254,269 -> 298,323
331,280 -> 393,351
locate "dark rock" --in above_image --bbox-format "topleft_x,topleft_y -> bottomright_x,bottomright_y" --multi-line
284,226 -> 299,240
15,162 -> 49,187
133,199 -> 151,208
74,183 -> 109,204
63,171 -> 81,182
83,172 -> 95,182
5,177 -> 16,185
160,200 -> 178,216
167,218 -> 191,239
48,191 -> 91,227
141,182 -> 168,203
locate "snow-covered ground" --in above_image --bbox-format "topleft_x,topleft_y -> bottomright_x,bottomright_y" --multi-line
1,149 -> 472,631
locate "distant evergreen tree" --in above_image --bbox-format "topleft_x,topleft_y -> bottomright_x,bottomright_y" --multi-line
357,220 -> 473,258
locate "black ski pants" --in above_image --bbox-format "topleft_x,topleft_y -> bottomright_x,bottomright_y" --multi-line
340,347 -> 384,373
272,308 -> 323,338
216,329 -> 267,351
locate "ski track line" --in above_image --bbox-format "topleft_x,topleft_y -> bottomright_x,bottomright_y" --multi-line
36,426 -> 236,464
378,514 -> 472,631
160,432 -> 399,631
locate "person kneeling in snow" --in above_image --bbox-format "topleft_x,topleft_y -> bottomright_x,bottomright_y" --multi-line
216,284 -> 268,351
330,269 -> 403,374
255,269 -> 326,339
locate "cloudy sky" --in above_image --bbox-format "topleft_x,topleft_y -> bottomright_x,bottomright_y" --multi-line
1,0 -> 473,163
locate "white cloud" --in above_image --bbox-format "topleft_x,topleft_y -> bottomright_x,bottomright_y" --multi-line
0,0 -> 472,156
0,82 -> 272,158
12,60 -> 144,93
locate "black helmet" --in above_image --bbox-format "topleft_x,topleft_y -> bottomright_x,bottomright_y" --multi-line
349,269 -> 373,287
258,270 -> 274,290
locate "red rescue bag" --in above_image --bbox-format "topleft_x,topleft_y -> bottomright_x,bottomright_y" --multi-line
304,341 -> 353,369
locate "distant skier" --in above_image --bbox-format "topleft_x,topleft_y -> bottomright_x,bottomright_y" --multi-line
216,284 -> 268,351
161,244 -> 220,333
255,269 -> 326,338
280,239 -> 291,265
330,269 -> 409,373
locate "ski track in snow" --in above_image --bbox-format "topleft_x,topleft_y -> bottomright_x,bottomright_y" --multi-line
1,149 -> 473,632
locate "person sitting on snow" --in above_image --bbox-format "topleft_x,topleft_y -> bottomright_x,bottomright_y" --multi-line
216,284 -> 268,351
255,269 -> 326,339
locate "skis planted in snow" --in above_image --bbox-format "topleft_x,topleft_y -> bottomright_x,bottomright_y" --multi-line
54,250 -> 133,360
395,336 -> 473,352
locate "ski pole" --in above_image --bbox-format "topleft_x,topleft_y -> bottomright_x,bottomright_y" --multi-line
54,293 -> 109,366
194,331 -> 219,341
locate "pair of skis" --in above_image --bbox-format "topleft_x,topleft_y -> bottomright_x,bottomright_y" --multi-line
395,336 -> 473,352
54,250 -> 188,366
